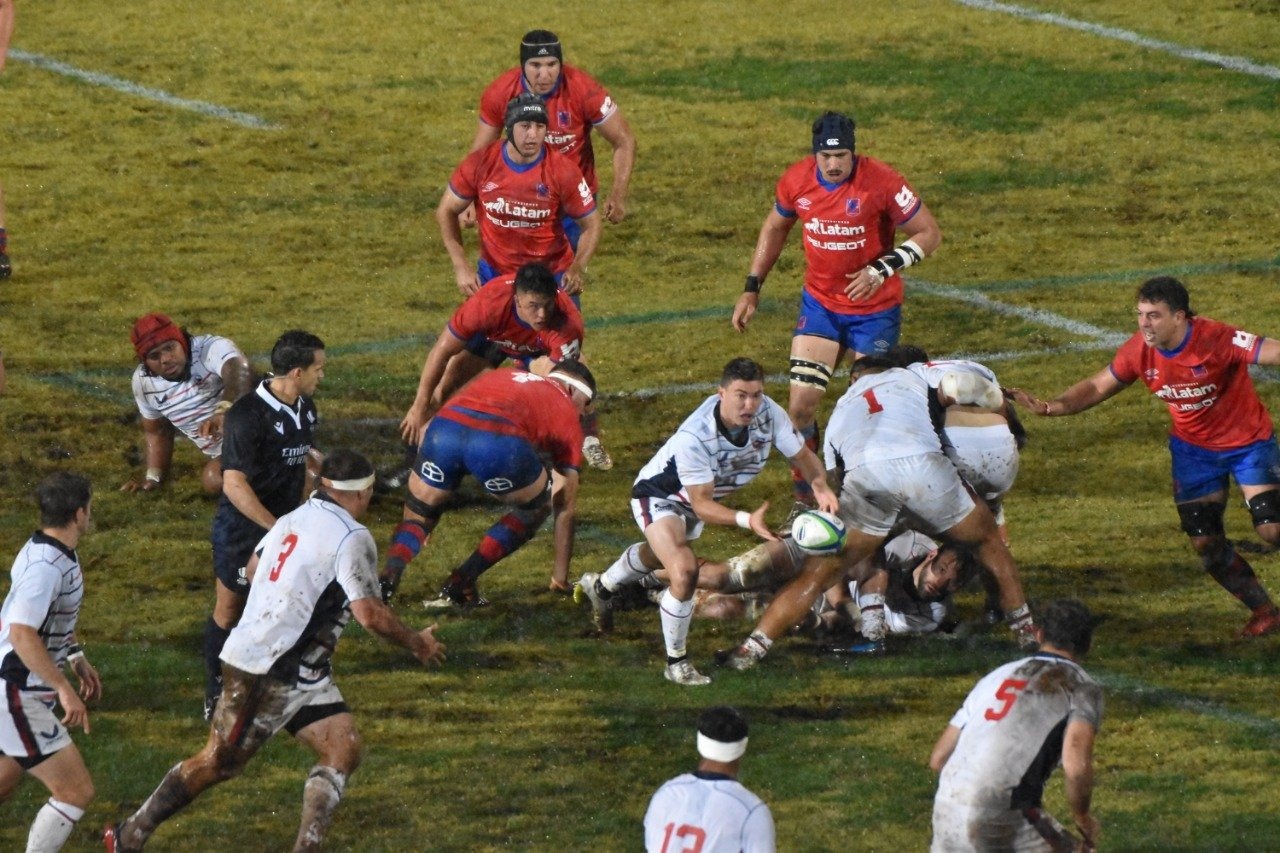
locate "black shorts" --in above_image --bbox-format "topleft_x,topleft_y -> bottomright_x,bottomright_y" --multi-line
210,503 -> 266,593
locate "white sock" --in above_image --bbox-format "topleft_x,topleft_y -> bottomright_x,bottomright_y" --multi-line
26,799 -> 83,853
659,589 -> 695,659
600,543 -> 650,592
858,593 -> 887,641
294,765 -> 347,852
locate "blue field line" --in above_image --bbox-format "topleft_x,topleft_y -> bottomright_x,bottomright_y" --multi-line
952,0 -> 1280,81
9,49 -> 280,130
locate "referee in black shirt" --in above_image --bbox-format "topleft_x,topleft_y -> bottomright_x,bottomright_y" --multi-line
203,330 -> 325,719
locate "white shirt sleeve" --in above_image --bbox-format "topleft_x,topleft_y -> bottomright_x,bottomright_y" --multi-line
767,398 -> 806,459
197,335 -> 243,375
672,430 -> 715,488
743,802 -> 777,853
6,562 -> 61,628
335,529 -> 381,603
132,367 -> 163,420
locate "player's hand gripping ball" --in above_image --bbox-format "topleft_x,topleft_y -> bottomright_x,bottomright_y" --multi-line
790,510 -> 847,555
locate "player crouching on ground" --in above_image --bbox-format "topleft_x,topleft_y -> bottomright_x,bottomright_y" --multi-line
105,450 -> 446,853
121,313 -> 253,495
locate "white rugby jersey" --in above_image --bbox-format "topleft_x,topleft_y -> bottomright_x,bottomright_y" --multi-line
907,358 -> 998,389
825,367 -> 941,471
221,494 -> 381,684
632,394 -> 803,506
0,533 -> 84,690
131,334 -> 242,457
644,772 -> 776,853
936,653 -> 1103,812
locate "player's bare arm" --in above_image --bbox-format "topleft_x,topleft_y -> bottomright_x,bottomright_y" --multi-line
436,188 -> 481,296
1252,336 -> 1280,366
401,330 -> 468,445
1062,718 -> 1099,847
9,623 -> 90,732
846,202 -> 941,303
733,209 -> 795,332
221,469 -> 277,530
65,634 -> 102,702
121,417 -> 176,492
1008,366 -> 1128,417
349,597 -> 447,666
560,211 -> 602,295
596,109 -> 636,223
787,447 -> 839,515
550,468 -> 580,591
686,482 -> 778,542
197,353 -> 254,441
928,723 -> 961,773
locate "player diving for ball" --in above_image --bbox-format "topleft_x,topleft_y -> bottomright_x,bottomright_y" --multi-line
718,353 -> 1036,670
575,357 -> 838,686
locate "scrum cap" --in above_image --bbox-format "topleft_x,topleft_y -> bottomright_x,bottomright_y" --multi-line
520,29 -> 563,64
504,92 -> 549,138
131,312 -> 187,361
812,111 -> 856,154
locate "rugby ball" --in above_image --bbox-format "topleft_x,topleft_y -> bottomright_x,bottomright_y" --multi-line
790,510 -> 847,555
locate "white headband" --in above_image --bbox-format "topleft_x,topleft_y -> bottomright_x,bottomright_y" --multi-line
696,732 -> 748,762
552,373 -> 594,401
324,474 -> 376,491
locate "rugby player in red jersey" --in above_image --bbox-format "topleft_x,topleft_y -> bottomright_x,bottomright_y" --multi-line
467,29 -> 635,229
437,93 -> 600,298
731,112 -> 942,513
1010,277 -> 1280,637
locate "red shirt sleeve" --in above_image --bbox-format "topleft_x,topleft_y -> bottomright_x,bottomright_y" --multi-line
542,295 -> 585,362
554,154 -> 596,220
449,150 -> 484,200
1109,333 -> 1145,384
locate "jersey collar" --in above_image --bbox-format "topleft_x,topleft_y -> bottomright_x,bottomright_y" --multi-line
501,143 -> 546,173
713,404 -> 750,447
813,156 -> 858,191
256,379 -> 308,429
32,529 -> 78,561
1156,319 -> 1195,358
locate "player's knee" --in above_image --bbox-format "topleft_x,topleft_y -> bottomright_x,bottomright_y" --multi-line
404,493 -> 443,524
1177,501 -> 1225,539
202,460 -> 224,495
1247,491 -> 1280,530
48,772 -> 95,809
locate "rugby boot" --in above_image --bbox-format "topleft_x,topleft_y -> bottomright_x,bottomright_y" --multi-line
664,658 -> 711,686
582,436 -> 614,470
1238,604 -> 1280,638
573,572 -> 614,631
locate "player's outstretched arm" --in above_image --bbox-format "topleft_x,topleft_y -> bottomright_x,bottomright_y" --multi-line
1062,718 -> 1099,847
1253,336 -> 1280,366
687,483 -> 779,542
549,468 -> 580,591
401,331 -> 467,445
350,597 -> 447,666
1007,366 -> 1127,417
121,417 -> 176,493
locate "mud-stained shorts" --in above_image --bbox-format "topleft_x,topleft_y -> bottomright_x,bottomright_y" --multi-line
213,665 -> 349,755
839,453 -> 976,538
944,424 -> 1020,526
0,683 -> 72,769
931,798 -> 1077,852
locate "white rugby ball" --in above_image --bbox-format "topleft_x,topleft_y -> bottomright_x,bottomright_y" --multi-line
790,510 -> 847,555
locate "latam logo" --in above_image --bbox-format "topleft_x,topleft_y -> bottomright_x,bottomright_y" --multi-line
546,131 -> 576,147
804,220 -> 864,237
482,197 -> 553,220
1155,383 -> 1217,401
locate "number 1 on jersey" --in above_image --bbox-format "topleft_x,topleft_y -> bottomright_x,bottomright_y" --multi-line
861,388 -> 884,414
268,533 -> 299,582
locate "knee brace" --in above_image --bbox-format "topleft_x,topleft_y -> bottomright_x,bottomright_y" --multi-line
513,478 -> 553,525
404,494 -> 444,523
789,358 -> 833,390
1247,490 -> 1280,528
1176,501 -> 1225,538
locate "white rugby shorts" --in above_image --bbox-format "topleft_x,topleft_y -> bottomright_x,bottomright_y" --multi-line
0,684 -> 72,766
839,453 -> 975,537
631,497 -> 705,542
944,424 -> 1019,524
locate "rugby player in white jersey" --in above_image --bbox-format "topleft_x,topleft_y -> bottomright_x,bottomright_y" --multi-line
106,450 -> 446,852
930,598 -> 1101,852
644,706 -> 775,853
0,472 -> 101,852
575,357 -> 838,686
121,313 -> 253,495
719,354 -> 1036,669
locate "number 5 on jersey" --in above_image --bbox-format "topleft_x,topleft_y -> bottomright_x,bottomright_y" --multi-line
984,678 -> 1028,721
268,533 -> 299,582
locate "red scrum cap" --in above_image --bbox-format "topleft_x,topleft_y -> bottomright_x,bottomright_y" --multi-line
130,313 -> 187,360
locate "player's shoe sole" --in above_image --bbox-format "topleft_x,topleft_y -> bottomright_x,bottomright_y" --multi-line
582,436 -> 614,471
573,572 -> 614,631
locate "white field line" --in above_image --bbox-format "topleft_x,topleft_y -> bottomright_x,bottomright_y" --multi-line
9,49 -> 280,129
952,0 -> 1280,81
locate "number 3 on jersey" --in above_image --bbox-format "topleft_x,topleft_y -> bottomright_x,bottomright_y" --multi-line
268,533 -> 299,582
660,822 -> 707,853
984,678 -> 1028,721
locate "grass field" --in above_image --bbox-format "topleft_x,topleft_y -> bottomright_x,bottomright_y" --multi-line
2,0 -> 1279,849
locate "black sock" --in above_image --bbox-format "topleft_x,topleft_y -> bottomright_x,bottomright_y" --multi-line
203,617 -> 231,704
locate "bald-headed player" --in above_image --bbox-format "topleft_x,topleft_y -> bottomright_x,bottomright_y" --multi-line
122,313 -> 253,495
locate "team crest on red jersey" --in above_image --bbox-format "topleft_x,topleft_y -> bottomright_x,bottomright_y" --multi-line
536,183 -> 550,198
557,110 -> 570,126
845,198 -> 860,216
1191,364 -> 1208,378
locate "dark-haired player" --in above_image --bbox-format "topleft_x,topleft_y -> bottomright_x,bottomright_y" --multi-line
203,330 -> 325,720
643,706 -> 775,853
437,92 -> 600,297
122,313 -> 253,495
468,29 -> 636,233
930,599 -> 1101,852
576,357 -> 837,686
731,112 -> 941,512
1010,277 -> 1280,638
381,363 -> 597,607
106,451 -> 445,853
0,472 -> 100,851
